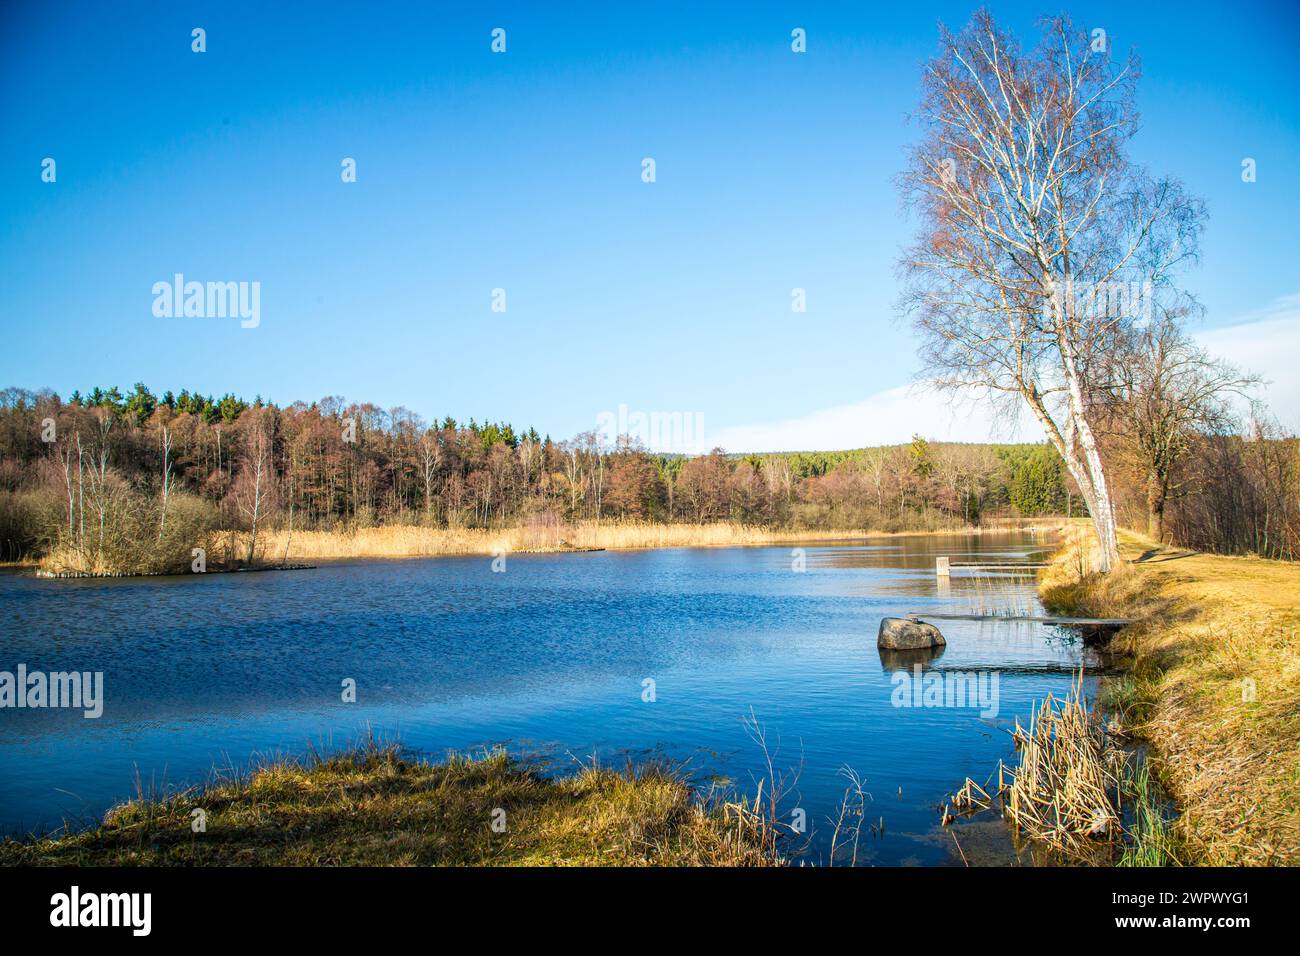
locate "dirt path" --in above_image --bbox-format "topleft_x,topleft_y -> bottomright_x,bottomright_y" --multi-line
1123,532 -> 1300,620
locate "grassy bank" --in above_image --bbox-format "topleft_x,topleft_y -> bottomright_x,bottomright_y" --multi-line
1040,523 -> 1300,865
0,745 -> 779,866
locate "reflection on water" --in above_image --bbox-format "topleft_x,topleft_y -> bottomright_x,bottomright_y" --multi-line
0,530 -> 1103,864
877,644 -> 946,671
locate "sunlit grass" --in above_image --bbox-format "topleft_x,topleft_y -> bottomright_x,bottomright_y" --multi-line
252,520 -> 1043,561
0,743 -> 782,867
1040,521 -> 1300,865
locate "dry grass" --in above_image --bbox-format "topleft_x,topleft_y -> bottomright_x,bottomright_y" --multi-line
32,516 -> 1061,570
999,675 -> 1124,856
946,674 -> 1127,863
1040,521 -> 1300,865
255,521 -> 847,560
252,519 -> 1052,562
0,744 -> 781,867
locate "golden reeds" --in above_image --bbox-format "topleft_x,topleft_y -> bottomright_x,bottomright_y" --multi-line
256,521 -> 862,561
250,519 -> 1064,562
998,672 -> 1123,853
949,777 -> 992,813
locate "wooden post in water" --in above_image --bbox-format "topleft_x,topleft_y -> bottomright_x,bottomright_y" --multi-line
936,556 -> 950,578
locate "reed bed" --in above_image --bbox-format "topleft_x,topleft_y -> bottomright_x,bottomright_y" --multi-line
961,573 -> 1039,618
251,519 -> 1064,562
256,521 -> 895,561
1000,676 -> 1124,853
947,672 -> 1125,859
36,517 -> 1060,570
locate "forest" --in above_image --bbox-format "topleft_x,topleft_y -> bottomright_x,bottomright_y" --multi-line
1,379 -> 1294,572
0,382 -> 1079,571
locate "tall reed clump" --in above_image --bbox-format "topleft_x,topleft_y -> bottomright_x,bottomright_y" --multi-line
946,671 -> 1127,860
946,669 -> 1191,865
999,675 -> 1124,855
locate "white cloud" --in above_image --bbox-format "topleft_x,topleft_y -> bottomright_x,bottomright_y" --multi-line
1193,293 -> 1300,430
706,294 -> 1300,453
705,384 -> 1041,453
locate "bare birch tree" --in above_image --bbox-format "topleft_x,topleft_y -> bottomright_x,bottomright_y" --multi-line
158,424 -> 173,540
898,11 -> 1205,571
86,414 -> 113,565
235,422 -> 273,564
57,440 -> 75,542
419,433 -> 440,518
562,440 -> 584,516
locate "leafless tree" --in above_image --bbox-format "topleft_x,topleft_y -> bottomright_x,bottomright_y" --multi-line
85,413 -> 113,562
158,424 -> 173,540
56,440 -> 75,542
898,11 -> 1205,571
861,446 -> 888,513
560,437 -> 586,516
235,422 -> 272,563
419,433 -> 440,517
1102,310 -> 1259,540
282,471 -> 294,565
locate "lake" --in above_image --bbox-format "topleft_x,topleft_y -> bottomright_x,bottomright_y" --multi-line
0,531 -> 1104,864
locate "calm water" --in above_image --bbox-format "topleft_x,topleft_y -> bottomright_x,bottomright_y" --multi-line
0,531 -> 1104,864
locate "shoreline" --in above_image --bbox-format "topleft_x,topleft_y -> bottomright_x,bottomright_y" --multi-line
240,518 -> 1060,562
33,563 -> 317,580
1038,522 -> 1299,865
0,744 -> 781,867
28,520 -> 1062,576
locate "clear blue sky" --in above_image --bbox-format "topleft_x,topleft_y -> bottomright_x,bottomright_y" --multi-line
2,1 -> 1298,447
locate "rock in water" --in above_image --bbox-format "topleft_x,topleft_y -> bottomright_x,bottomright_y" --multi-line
877,617 -> 946,650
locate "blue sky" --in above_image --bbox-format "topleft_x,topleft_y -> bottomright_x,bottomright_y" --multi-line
2,1 -> 1298,449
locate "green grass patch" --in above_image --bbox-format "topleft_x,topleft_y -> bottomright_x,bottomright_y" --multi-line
1119,761 -> 1187,867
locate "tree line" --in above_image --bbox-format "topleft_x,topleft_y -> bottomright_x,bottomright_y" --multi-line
1,372 -> 1291,569
0,383 -> 1077,569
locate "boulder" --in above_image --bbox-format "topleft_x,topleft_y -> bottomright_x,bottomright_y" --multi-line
877,616 -> 946,650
